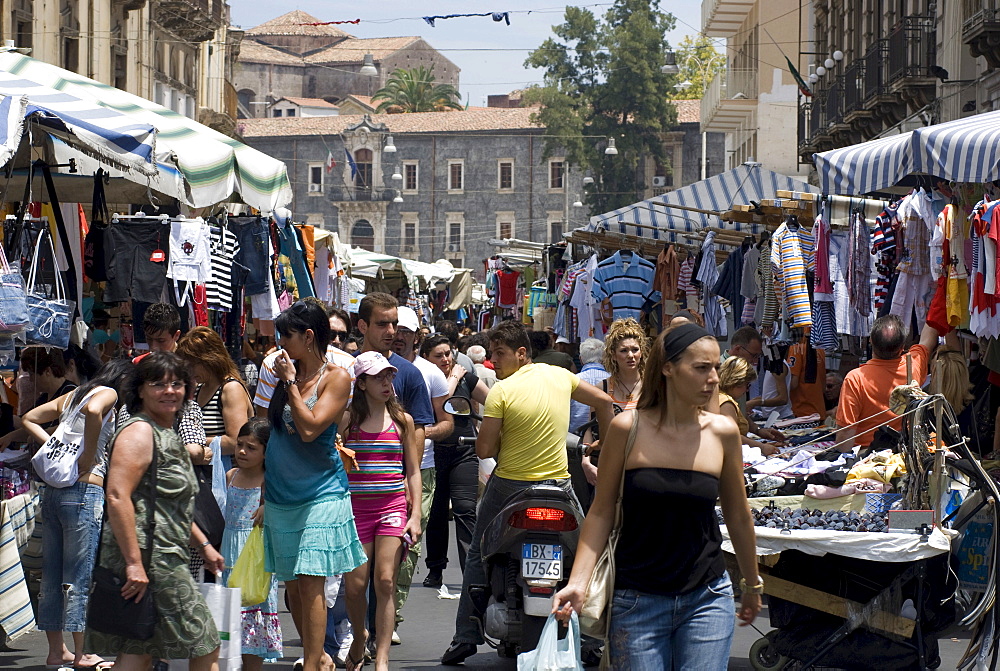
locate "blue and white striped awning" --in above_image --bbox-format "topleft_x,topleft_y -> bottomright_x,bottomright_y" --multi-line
0,87 -> 157,176
813,110 -> 1000,195
585,165 -> 818,242
813,131 -> 914,196
912,110 -> 1000,183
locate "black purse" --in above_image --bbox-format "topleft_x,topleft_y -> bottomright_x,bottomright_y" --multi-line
192,464 -> 226,549
87,441 -> 158,640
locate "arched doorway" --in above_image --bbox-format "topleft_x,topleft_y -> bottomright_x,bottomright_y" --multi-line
352,220 -> 375,250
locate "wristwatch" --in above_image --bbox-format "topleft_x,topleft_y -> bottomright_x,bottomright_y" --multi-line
739,577 -> 765,594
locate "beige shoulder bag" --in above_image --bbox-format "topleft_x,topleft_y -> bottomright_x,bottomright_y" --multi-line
579,410 -> 640,639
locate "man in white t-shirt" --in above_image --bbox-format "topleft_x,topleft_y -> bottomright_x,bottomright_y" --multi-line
390,306 -> 453,641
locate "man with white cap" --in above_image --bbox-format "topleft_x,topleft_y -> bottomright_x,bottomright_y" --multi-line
389,306 -> 453,638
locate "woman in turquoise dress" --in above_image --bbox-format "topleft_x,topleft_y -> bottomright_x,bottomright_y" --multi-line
86,352 -> 224,670
264,301 -> 365,671
222,418 -> 281,669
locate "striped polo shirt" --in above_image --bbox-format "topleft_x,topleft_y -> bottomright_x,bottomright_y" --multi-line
344,421 -> 405,497
770,222 -> 815,328
591,251 -> 660,320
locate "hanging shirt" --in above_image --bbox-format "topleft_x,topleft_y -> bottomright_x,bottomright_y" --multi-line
654,245 -> 679,322
847,212 -> 872,317
167,218 -> 211,284
896,190 -> 934,277
770,222 -> 815,328
591,251 -> 660,321
206,224 -> 240,310
497,269 -> 521,308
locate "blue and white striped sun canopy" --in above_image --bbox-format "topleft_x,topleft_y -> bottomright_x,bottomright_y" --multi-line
813,131 -> 914,196
585,164 -> 818,240
912,110 -> 1000,184
0,78 -> 158,176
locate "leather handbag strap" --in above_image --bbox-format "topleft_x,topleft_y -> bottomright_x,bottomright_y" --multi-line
95,419 -> 159,567
611,411 -> 641,530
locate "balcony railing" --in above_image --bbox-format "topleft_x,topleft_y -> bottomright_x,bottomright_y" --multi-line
798,100 -> 812,147
810,91 -> 827,137
963,0 -> 1000,26
826,77 -> 844,126
887,16 -> 936,85
327,187 -> 394,202
962,0 -> 1000,68
843,60 -> 866,114
863,40 -> 889,99
701,66 -> 758,128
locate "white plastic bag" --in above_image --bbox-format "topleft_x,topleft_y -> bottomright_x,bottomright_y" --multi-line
169,578 -> 242,670
517,613 -> 583,671
31,388 -> 102,487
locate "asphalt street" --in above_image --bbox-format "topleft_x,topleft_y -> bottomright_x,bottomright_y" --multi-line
1,540 -> 974,670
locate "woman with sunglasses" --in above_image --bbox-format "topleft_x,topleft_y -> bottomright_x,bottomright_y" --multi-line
263,301 -> 365,671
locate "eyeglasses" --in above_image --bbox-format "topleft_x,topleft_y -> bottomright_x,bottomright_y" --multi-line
146,381 -> 186,390
331,330 -> 348,341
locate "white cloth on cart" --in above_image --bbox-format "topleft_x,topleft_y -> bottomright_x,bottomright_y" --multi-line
721,525 -> 955,562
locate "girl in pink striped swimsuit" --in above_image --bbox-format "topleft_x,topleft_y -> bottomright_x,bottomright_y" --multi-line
342,352 -> 422,671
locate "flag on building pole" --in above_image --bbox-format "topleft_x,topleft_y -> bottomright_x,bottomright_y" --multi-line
344,149 -> 358,179
786,56 -> 812,97
325,150 -> 336,174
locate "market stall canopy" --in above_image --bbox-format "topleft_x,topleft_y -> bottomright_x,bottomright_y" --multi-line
586,164 -> 819,240
813,109 -> 1000,196
0,89 -> 157,175
0,52 -> 292,211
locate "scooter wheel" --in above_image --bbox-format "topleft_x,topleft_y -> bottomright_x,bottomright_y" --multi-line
749,636 -> 789,671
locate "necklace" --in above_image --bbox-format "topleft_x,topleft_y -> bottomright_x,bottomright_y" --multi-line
294,363 -> 323,387
616,375 -> 640,402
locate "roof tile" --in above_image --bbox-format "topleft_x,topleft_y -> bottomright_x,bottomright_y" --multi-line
276,97 -> 339,109
673,99 -> 701,124
238,41 -> 305,66
304,37 -> 422,64
245,10 -> 354,38
240,107 -> 543,138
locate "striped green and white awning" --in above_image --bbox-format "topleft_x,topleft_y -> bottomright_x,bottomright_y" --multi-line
0,52 -> 292,211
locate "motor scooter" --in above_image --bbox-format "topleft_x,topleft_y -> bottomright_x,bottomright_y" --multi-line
444,397 -> 590,659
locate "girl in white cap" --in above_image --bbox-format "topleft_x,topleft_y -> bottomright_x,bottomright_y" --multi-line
341,351 -> 422,671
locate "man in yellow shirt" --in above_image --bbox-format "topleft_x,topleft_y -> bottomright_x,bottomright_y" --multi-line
442,321 -> 614,664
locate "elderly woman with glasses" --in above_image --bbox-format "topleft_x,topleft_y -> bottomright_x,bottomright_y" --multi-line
86,352 -> 225,670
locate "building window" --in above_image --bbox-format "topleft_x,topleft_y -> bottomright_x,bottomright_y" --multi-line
355,148 -> 373,190
499,222 -> 512,239
654,147 -> 673,188
286,108 -> 296,117
549,220 -> 563,243
62,37 -> 79,73
273,108 -> 282,117
549,160 -> 565,190
403,221 -> 416,251
449,222 -> 463,250
113,50 -> 128,91
448,160 -> 464,192
498,160 -> 513,190
403,161 -> 418,192
308,164 -> 323,193
352,220 -> 375,250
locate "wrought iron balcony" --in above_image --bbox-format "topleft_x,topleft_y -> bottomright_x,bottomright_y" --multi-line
886,16 -> 936,85
843,61 -> 866,115
963,0 -> 1000,68
327,187 -> 394,202
153,0 -> 226,42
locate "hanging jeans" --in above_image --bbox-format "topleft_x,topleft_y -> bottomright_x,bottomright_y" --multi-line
230,217 -> 270,296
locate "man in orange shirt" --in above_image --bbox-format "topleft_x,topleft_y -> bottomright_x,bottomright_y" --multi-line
787,343 -> 827,417
835,315 -> 940,452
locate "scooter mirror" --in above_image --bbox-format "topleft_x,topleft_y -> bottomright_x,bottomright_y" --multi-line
444,396 -> 472,416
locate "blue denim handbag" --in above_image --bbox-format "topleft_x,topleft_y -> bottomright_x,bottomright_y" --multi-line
24,230 -> 74,350
0,244 -> 29,333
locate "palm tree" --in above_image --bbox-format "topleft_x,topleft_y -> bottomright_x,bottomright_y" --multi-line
372,66 -> 464,113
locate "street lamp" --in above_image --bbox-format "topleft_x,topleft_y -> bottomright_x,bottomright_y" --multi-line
391,165 -> 402,181
572,196 -> 583,208
393,189 -> 403,203
360,53 -> 378,77
660,51 -> 680,75
384,135 -> 397,153
605,138 -> 619,156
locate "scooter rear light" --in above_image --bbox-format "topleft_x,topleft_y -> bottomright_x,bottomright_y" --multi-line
508,507 -> 578,531
529,586 -> 554,595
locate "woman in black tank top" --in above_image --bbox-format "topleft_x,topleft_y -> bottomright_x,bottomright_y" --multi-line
554,323 -> 762,669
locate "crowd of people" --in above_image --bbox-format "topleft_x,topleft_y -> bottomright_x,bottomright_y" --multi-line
8,287 -> 988,671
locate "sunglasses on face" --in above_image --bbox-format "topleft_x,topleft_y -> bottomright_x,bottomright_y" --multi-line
331,331 -> 348,341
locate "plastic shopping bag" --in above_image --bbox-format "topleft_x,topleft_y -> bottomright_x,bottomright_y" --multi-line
517,612 -> 584,671
229,525 -> 271,606
168,578 -> 242,670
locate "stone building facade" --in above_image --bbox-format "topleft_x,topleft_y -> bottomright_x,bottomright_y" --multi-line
234,10 -> 459,119
241,104 -> 723,277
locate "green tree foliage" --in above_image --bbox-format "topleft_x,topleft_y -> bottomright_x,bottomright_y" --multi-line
673,35 -> 725,100
523,1 -> 678,213
372,66 -> 463,113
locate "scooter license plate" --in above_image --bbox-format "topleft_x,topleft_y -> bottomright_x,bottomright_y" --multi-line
521,543 -> 562,579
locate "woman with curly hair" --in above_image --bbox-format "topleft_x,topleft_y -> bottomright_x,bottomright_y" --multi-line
602,318 -> 649,412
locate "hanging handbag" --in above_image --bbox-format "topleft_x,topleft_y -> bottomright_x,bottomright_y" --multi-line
83,171 -> 111,282
578,410 -> 640,640
30,387 -> 105,487
0,241 -> 29,333
24,229 -> 75,349
87,437 -> 158,640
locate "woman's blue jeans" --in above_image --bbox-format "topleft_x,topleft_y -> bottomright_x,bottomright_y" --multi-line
607,573 -> 736,670
37,482 -> 104,632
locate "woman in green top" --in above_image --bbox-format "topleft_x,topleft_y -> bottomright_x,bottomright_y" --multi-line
86,353 -> 224,670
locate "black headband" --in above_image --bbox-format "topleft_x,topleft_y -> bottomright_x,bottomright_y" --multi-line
662,323 -> 713,361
